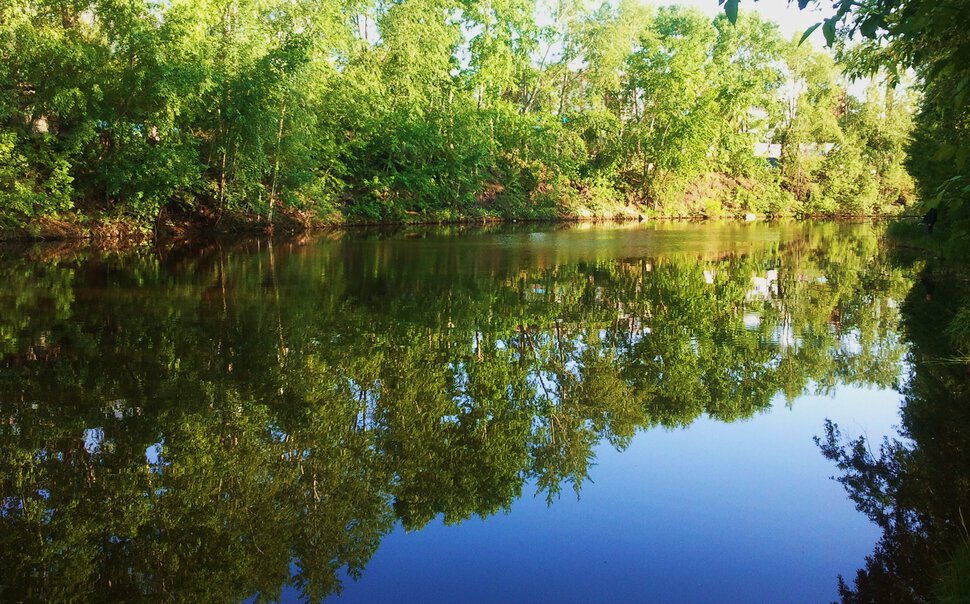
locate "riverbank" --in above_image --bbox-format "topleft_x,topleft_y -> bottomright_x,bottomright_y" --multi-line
0,201 -> 913,246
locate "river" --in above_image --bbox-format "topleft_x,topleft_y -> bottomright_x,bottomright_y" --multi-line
1,221 -> 961,603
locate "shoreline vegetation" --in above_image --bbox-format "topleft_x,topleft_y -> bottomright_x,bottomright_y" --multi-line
0,209 -> 921,246
2,1 -> 918,240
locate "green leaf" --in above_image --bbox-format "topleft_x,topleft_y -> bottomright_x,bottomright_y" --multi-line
934,144 -> 956,162
954,77 -> 970,110
822,18 -> 837,46
860,17 -> 878,38
924,61 -> 952,87
951,196 -> 964,211
956,147 -> 969,170
799,22 -> 822,46
956,87 -> 969,112
723,0 -> 739,24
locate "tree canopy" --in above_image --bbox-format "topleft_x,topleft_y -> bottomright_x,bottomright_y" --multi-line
0,0 -> 917,230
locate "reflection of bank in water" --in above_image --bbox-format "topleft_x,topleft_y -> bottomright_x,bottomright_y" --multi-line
0,222 -> 917,602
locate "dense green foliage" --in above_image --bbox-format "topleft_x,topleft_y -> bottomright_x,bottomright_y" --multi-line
0,223 -> 912,600
766,0 -> 970,248
0,0 -> 915,229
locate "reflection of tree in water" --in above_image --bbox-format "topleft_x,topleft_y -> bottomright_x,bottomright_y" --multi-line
0,224 -> 913,601
818,260 -> 970,603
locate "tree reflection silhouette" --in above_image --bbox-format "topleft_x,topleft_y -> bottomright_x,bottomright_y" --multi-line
818,257 -> 970,602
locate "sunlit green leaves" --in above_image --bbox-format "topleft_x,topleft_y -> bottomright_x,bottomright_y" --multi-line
1,0 -> 924,226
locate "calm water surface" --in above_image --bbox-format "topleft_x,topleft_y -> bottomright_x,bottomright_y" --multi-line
0,222 -> 921,602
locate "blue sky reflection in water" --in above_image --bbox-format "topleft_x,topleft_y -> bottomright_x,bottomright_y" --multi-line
298,388 -> 903,604
1,221 -> 915,603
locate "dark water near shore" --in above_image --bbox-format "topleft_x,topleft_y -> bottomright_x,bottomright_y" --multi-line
1,221 -> 962,603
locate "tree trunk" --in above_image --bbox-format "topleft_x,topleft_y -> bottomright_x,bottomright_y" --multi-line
268,103 -> 287,231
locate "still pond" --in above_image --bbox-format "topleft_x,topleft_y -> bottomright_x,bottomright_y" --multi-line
1,221 -> 958,602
